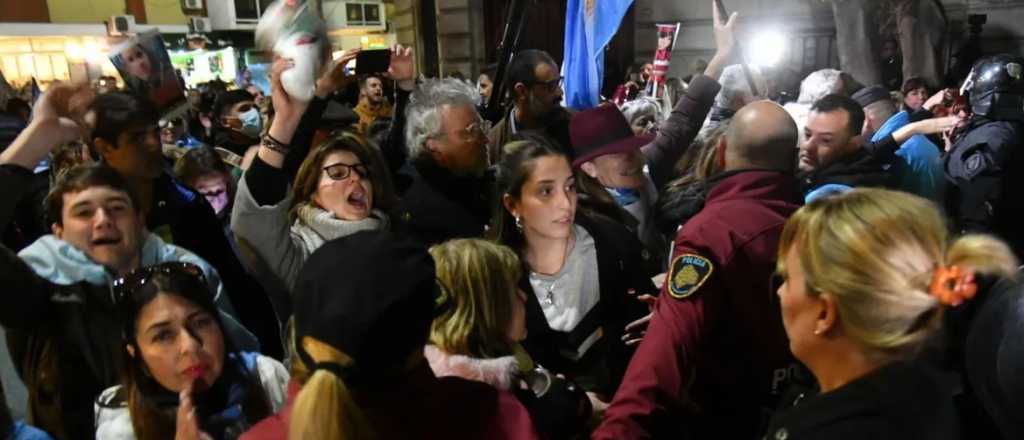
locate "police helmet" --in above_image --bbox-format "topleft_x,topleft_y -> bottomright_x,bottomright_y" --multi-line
961,54 -> 1024,121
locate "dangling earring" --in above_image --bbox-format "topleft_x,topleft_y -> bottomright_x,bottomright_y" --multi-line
515,215 -> 523,232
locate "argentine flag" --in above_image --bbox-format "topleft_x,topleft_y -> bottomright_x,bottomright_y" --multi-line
562,0 -> 634,110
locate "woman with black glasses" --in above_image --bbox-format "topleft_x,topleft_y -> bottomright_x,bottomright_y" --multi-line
231,55 -> 399,305
95,262 -> 289,440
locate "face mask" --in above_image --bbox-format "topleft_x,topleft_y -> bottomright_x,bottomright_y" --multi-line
238,108 -> 262,138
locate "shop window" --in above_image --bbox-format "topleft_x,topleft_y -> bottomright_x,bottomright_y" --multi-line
236,0 -> 276,22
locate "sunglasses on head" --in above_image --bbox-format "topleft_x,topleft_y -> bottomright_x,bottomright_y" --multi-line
112,262 -> 207,305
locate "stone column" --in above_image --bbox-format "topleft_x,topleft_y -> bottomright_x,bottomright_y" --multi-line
898,0 -> 947,87
832,0 -> 884,85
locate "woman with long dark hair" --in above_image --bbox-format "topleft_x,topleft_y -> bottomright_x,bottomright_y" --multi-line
95,263 -> 288,440
491,139 -> 656,420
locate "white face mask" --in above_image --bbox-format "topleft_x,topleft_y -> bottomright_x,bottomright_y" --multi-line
238,108 -> 263,138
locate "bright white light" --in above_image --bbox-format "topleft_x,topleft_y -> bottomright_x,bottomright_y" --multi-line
748,31 -> 786,67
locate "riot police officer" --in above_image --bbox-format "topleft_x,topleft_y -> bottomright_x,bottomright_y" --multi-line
946,54 -> 1024,258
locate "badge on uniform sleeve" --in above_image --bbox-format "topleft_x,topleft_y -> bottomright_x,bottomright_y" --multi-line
667,254 -> 714,299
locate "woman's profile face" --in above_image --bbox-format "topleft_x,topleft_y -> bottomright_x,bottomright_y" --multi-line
123,45 -> 153,80
131,292 -> 225,392
776,248 -> 822,365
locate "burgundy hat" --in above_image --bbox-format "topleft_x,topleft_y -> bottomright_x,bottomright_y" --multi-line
570,104 -> 654,168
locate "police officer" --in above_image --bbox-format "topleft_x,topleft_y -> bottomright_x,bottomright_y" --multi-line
594,101 -> 803,439
946,54 -> 1024,259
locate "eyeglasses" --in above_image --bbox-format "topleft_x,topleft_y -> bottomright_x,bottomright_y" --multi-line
524,77 -> 564,93
112,262 -> 207,305
323,162 -> 371,181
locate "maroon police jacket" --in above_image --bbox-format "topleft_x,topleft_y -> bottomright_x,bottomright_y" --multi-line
594,170 -> 802,440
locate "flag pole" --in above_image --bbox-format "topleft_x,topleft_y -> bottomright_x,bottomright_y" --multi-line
484,0 -> 533,123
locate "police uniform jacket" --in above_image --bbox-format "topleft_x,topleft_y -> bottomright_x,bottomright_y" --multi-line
763,360 -> 963,440
518,210 -> 656,399
944,118 -> 1024,258
595,170 -> 801,440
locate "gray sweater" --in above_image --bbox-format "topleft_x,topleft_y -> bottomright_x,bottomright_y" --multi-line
231,177 -> 387,300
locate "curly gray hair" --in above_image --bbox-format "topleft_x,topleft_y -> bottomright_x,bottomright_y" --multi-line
714,64 -> 767,111
620,97 -> 662,126
405,78 -> 480,160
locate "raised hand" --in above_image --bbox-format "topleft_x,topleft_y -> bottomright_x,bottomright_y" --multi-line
34,81 -> 94,146
705,0 -> 739,80
386,44 -> 416,91
923,88 -> 952,112
0,82 -> 94,168
269,56 -> 308,142
316,48 -> 361,98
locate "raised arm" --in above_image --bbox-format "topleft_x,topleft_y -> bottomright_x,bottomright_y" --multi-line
642,2 -> 734,188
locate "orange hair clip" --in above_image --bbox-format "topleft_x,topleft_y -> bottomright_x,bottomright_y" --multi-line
929,265 -> 977,307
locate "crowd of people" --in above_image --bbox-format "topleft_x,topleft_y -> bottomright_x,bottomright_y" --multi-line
0,2 -> 1022,439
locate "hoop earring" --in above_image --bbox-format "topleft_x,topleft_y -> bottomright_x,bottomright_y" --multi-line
515,215 -> 523,232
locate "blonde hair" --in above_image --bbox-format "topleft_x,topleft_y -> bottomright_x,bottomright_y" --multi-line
777,188 -> 1018,361
288,337 -> 374,440
429,239 -> 522,358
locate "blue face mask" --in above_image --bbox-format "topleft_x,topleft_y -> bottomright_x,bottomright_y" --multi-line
237,108 -> 262,138
607,187 -> 641,207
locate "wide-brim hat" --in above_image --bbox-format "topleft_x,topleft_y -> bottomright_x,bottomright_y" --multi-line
570,104 -> 654,168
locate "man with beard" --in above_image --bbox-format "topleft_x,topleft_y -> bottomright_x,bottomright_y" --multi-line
211,89 -> 261,156
488,49 -> 572,163
797,94 -> 903,202
354,75 -> 393,134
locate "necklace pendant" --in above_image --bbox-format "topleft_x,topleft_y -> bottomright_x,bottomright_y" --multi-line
545,290 -> 555,305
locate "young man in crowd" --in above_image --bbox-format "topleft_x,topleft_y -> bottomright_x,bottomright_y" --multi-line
354,75 -> 393,134
0,83 -> 256,439
595,100 -> 803,439
87,91 -> 282,358
211,89 -> 261,156
488,49 -> 572,162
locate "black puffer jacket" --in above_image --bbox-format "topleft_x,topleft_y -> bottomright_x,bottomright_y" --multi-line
797,148 -> 903,199
764,360 -> 963,440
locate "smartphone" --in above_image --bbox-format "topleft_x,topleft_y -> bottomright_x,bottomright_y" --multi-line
355,49 -> 391,75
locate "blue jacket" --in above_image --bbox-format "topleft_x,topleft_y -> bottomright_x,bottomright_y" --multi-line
871,111 -> 945,201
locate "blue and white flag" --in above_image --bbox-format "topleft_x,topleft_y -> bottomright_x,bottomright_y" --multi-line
562,0 -> 634,110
